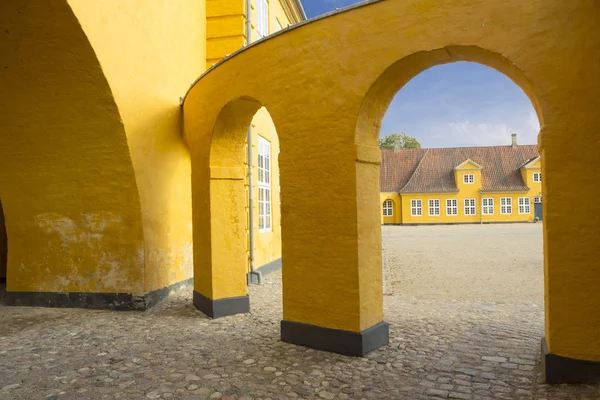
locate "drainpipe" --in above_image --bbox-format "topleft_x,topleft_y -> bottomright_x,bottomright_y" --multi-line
246,0 -> 262,285
479,190 -> 483,225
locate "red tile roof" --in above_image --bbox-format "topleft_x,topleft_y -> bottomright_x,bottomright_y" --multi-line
380,145 -> 539,193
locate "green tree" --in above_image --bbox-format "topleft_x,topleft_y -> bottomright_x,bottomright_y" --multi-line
378,132 -> 421,150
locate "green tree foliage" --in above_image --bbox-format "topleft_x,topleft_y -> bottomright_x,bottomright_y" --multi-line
378,132 -> 421,150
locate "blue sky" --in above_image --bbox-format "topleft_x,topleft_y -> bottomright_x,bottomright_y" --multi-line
300,0 -> 540,148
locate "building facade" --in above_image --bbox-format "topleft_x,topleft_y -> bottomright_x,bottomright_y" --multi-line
380,136 -> 542,225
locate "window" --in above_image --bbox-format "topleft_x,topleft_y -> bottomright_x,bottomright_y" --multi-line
463,174 -> 474,184
464,198 -> 476,215
534,196 -> 542,203
275,19 -> 282,32
500,197 -> 512,214
411,199 -> 422,216
428,199 -> 440,216
446,199 -> 458,216
256,0 -> 269,38
383,200 -> 393,216
258,136 -> 271,231
533,172 -> 541,182
482,198 -> 494,215
518,197 -> 531,214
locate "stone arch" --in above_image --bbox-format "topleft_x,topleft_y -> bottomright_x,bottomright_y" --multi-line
0,1 -> 145,306
184,0 -> 600,377
193,97 -> 278,317
355,46 -> 545,147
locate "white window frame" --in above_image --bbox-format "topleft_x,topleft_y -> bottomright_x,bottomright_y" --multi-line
411,199 -> 422,217
463,174 -> 475,184
428,199 -> 440,216
518,197 -> 531,214
256,0 -> 269,38
464,198 -> 476,215
383,200 -> 393,217
482,198 -> 494,215
258,136 -> 271,232
500,197 -> 512,214
446,199 -> 458,216
534,196 -> 542,203
533,172 -> 542,182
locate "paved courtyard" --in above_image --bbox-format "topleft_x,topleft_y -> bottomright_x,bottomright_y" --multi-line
1,224 -> 599,399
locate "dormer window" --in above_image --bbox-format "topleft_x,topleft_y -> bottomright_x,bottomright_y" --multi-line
463,174 -> 474,184
533,172 -> 541,182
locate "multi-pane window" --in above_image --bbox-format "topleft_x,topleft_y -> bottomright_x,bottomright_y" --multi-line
463,174 -> 475,184
258,136 -> 271,232
482,198 -> 494,215
500,197 -> 512,214
383,200 -> 393,216
533,172 -> 542,182
411,199 -> 422,216
446,199 -> 458,216
256,0 -> 269,38
534,196 -> 542,203
464,198 -> 476,215
428,199 -> 440,216
518,197 -> 531,214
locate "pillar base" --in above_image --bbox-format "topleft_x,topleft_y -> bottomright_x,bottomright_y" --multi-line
281,320 -> 389,356
193,291 -> 249,318
542,337 -> 600,383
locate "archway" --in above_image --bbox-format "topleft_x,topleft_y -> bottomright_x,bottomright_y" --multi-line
191,97 -> 282,318
184,0 -> 600,383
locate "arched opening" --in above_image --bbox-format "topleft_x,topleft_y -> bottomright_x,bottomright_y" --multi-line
381,198 -> 397,225
192,97 -> 282,318
362,46 -> 546,378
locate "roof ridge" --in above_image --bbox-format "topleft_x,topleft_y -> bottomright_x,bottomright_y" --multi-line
399,149 -> 429,192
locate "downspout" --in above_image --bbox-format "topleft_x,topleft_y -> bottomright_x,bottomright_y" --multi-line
479,190 -> 483,224
246,0 -> 262,285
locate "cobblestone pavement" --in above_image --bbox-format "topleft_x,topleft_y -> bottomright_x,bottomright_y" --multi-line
1,226 -> 599,399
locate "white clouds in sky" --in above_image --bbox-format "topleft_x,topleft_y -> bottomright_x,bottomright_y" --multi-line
379,62 -> 541,148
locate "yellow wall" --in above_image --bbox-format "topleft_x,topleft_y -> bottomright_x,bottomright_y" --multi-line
250,110 -> 282,267
207,0 -> 245,68
380,193 -> 401,224
68,0 -> 206,292
0,1 -> 146,294
521,158 -> 542,198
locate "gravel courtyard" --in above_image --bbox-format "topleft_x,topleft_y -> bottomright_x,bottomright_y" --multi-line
1,223 -> 599,400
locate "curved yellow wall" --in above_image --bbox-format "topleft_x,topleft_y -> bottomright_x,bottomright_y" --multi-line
68,0 -> 206,292
0,1 -> 145,294
185,0 -> 600,359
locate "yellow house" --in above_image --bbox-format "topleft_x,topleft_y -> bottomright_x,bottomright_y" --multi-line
380,135 -> 542,225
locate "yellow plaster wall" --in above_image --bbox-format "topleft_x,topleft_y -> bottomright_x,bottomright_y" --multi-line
184,0 -> 600,356
0,1 -> 145,294
68,0 -> 206,292
207,0 -> 245,68
250,110 -> 282,267
380,193 -> 401,224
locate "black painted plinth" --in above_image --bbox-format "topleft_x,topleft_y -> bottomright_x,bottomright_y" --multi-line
193,290 -> 250,318
4,278 -> 193,311
281,320 -> 389,356
542,337 -> 600,383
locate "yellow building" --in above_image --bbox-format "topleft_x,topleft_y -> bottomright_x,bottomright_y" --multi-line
380,135 -> 542,225
2,0 -> 600,384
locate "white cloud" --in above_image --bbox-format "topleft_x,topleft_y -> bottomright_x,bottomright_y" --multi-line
528,110 -> 540,132
424,117 -> 540,148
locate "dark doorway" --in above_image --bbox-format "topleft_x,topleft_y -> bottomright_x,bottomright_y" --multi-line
0,199 -> 7,303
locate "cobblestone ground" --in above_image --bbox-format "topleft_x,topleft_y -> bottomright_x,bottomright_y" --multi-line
1,225 -> 599,399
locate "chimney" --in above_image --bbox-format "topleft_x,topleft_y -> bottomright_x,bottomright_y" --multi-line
393,137 -> 402,152
511,133 -> 517,148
